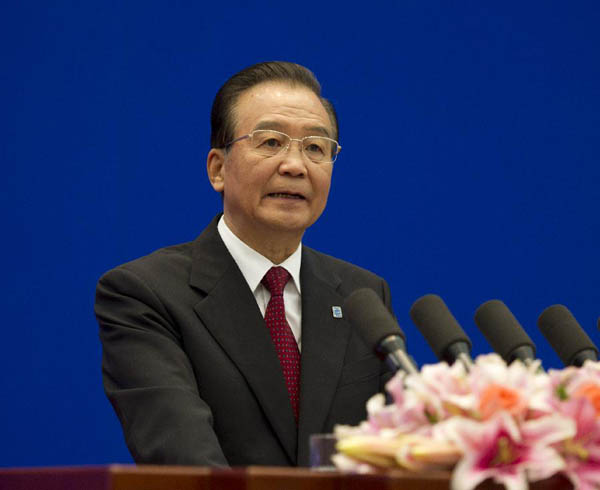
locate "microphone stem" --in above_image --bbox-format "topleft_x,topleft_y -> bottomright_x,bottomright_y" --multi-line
457,352 -> 473,372
397,349 -> 419,375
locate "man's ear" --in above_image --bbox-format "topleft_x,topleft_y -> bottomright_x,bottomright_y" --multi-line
207,148 -> 225,193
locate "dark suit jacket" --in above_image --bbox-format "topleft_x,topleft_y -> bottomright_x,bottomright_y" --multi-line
95,215 -> 394,467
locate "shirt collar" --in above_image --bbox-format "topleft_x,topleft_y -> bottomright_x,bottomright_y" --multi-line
217,215 -> 302,294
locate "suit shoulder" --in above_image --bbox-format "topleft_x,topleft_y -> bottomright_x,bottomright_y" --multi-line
98,240 -> 194,287
303,246 -> 385,283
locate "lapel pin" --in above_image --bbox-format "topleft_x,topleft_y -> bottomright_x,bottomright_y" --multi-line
332,306 -> 343,319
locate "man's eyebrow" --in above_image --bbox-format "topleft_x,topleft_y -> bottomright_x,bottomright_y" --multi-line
253,121 -> 332,138
253,121 -> 285,132
305,126 -> 332,138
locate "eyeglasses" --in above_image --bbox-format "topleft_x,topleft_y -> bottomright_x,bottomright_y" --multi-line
224,129 -> 341,164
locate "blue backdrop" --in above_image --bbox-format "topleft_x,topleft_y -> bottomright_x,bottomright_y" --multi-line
3,1 -> 599,467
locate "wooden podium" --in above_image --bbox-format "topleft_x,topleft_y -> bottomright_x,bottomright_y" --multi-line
0,465 -> 572,489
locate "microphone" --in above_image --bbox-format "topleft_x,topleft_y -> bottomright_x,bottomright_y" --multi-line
409,294 -> 473,368
344,288 -> 418,375
537,305 -> 598,366
474,300 -> 536,364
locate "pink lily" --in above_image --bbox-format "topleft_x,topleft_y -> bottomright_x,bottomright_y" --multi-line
468,354 -> 552,420
442,412 -> 572,490
554,396 -> 600,490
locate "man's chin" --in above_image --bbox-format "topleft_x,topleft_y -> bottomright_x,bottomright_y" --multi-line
258,211 -> 314,235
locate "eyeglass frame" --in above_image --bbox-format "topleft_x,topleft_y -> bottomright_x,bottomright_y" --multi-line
223,129 -> 342,164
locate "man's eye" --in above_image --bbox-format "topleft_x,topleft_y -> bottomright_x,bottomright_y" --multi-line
261,138 -> 283,148
305,143 -> 325,155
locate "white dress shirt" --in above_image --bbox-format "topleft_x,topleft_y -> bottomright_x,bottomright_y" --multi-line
217,216 -> 302,350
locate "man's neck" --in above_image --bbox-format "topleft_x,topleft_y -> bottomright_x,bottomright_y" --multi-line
222,215 -> 302,264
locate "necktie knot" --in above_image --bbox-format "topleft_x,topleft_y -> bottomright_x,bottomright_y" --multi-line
261,266 -> 290,297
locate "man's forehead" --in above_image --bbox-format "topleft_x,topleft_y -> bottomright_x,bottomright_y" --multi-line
232,82 -> 333,135
252,120 -> 332,138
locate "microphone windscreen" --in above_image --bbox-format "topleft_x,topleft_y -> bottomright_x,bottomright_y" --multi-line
344,288 -> 405,348
410,294 -> 471,360
474,300 -> 536,361
538,305 -> 598,366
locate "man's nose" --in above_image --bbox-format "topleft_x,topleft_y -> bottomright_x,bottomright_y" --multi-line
279,140 -> 308,176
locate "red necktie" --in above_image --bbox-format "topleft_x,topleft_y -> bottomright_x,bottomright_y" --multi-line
261,266 -> 300,421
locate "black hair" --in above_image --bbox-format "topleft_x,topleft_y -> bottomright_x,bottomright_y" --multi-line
210,61 -> 338,149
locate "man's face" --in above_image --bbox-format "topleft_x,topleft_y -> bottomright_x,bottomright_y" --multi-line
208,81 -> 334,247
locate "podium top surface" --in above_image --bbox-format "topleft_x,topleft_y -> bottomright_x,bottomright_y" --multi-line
0,464 -> 572,490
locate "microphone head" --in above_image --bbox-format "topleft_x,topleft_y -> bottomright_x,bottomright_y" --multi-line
474,300 -> 536,363
409,294 -> 471,362
344,288 -> 406,349
538,304 -> 598,366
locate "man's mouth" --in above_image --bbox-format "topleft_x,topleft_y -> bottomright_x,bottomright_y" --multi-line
267,192 -> 305,200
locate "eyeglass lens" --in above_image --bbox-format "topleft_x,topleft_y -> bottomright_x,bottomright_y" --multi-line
250,130 -> 338,163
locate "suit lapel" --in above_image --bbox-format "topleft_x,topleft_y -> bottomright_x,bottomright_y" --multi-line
296,248 -> 351,465
189,217 -> 298,464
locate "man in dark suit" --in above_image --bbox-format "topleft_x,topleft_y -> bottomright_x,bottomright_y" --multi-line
95,61 -> 394,467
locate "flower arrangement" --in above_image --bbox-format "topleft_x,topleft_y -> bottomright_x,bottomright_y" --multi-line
333,354 -> 600,490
